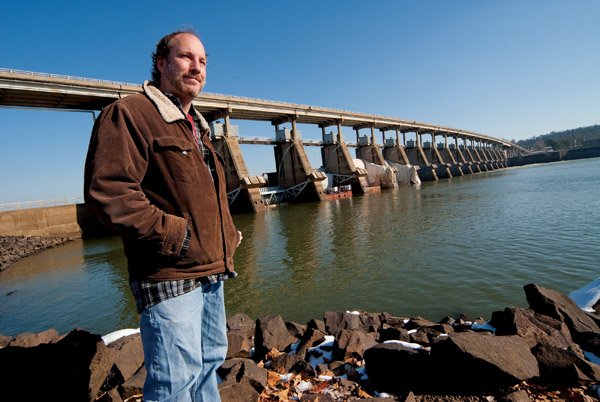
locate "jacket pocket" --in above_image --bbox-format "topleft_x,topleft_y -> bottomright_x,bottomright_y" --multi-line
153,137 -> 197,183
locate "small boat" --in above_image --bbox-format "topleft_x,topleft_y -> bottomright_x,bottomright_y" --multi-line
324,185 -> 352,200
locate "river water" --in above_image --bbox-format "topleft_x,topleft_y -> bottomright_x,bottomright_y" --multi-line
1,158 -> 599,337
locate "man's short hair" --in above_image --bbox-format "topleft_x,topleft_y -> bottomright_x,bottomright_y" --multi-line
151,29 -> 201,86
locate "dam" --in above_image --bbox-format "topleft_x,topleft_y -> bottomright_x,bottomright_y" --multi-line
0,68 -> 530,236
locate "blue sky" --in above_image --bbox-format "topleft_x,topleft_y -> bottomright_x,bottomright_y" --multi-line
1,0 -> 599,204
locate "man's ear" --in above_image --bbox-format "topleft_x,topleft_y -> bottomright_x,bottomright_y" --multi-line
157,57 -> 166,74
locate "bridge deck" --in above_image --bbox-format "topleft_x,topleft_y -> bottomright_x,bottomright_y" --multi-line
0,68 -> 526,152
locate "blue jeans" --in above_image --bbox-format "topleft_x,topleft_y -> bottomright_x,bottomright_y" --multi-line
140,282 -> 227,402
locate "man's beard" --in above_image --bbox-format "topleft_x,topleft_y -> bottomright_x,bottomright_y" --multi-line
164,61 -> 203,98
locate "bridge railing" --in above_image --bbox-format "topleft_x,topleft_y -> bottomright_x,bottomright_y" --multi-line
0,68 -> 128,87
0,197 -> 83,211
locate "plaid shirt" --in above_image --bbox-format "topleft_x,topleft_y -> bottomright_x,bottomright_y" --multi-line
129,92 -> 236,313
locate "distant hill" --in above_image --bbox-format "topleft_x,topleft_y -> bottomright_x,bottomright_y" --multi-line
516,125 -> 600,151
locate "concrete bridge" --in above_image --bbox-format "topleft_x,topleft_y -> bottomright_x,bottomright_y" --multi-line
0,69 -> 529,213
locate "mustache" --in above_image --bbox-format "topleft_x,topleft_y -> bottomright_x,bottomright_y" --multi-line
183,74 -> 203,83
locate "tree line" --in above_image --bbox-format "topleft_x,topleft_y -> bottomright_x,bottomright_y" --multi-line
515,124 -> 600,151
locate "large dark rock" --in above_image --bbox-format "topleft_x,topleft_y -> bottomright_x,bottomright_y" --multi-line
491,307 -> 574,350
227,313 -> 256,359
364,342 -> 431,388
0,333 -> 13,348
524,284 -> 600,350
218,358 -> 267,402
324,311 -> 362,335
227,313 -> 255,335
286,321 -> 307,340
532,343 -> 600,385
307,318 -> 326,333
9,328 -> 61,347
0,328 -> 114,402
295,327 -> 328,358
503,389 -> 532,402
219,378 -> 261,402
404,316 -> 437,330
227,330 -> 254,359
269,352 -> 305,374
324,311 -> 381,337
119,365 -> 146,401
254,315 -> 297,361
377,323 -> 410,343
333,329 -> 378,362
431,332 -> 539,390
106,333 -> 144,386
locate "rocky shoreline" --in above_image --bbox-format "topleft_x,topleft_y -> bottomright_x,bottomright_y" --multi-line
2,283 -> 600,401
0,235 -> 75,271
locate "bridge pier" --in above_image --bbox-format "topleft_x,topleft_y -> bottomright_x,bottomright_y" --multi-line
448,136 -> 470,175
493,147 -> 508,168
382,128 -> 411,165
468,142 -> 489,172
321,123 -> 370,194
425,142 -> 452,179
461,139 -> 481,173
419,133 -> 451,179
273,120 -> 327,203
438,134 -> 464,176
452,144 -> 473,174
405,133 -> 438,181
355,126 -> 387,165
481,146 -> 497,170
211,119 -> 267,213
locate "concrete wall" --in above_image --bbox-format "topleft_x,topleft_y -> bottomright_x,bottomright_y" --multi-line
0,204 -> 112,238
508,146 -> 600,167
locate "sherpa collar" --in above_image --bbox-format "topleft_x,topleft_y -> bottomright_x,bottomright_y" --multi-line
142,81 -> 210,132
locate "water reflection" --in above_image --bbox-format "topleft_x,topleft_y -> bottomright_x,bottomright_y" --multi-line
2,158 -> 599,335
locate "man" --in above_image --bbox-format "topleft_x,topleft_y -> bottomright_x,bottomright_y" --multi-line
84,30 -> 241,401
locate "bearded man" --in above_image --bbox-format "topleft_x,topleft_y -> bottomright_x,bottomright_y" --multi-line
84,30 -> 241,401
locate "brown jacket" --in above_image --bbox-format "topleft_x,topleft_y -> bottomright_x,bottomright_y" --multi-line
84,82 -> 239,281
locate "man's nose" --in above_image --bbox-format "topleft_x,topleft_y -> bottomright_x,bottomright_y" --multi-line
189,59 -> 202,73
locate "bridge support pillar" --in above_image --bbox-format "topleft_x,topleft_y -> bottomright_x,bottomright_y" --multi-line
355,127 -> 387,166
426,139 -> 452,179
451,137 -> 472,175
454,147 -> 473,174
211,120 -> 267,213
466,141 -> 487,172
405,142 -> 438,181
439,135 -> 464,176
383,129 -> 411,166
321,124 -> 369,194
274,121 -> 327,203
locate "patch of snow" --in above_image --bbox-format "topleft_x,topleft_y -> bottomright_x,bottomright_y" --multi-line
383,340 -> 424,350
356,366 -> 369,380
308,335 -> 335,368
346,310 -> 360,315
280,373 -> 293,382
288,341 -> 300,355
374,391 -> 394,398
295,380 -> 312,392
471,321 -> 496,333
570,277 -> 600,312
584,351 -> 600,365
313,335 -> 335,349
102,328 -> 140,345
